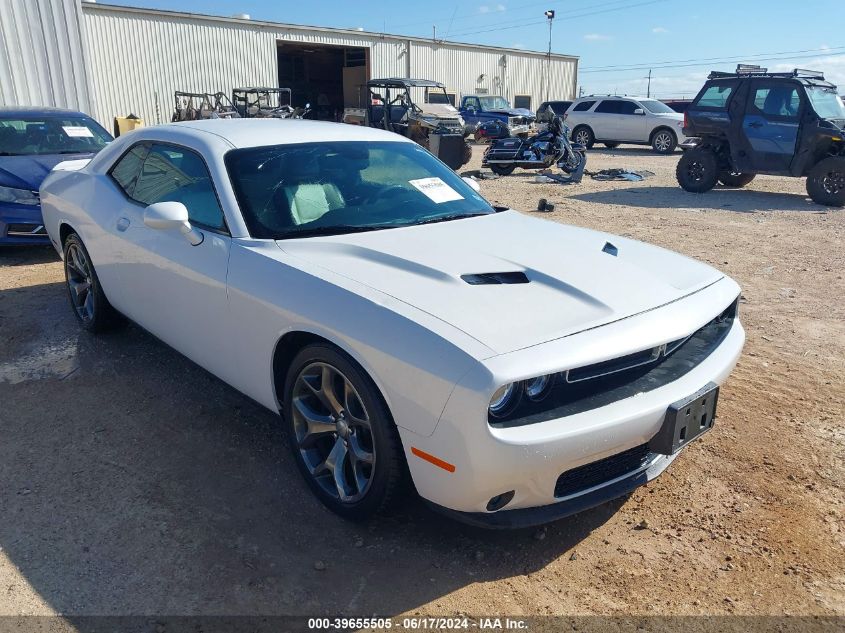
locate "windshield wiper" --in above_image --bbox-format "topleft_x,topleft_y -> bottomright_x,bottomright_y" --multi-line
410,212 -> 489,226
275,223 -> 402,239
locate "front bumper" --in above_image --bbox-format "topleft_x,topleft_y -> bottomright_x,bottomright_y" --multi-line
399,277 -> 745,522
0,203 -> 49,245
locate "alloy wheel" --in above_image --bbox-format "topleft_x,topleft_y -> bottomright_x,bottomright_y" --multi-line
65,242 -> 95,322
654,132 -> 672,152
822,170 -> 845,195
291,362 -> 376,503
575,130 -> 591,145
686,160 -> 706,182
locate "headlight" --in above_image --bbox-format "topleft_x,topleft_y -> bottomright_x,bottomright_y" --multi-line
0,186 -> 39,205
525,374 -> 553,401
488,382 -> 522,418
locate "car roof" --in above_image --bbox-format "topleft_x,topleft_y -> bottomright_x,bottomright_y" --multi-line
159,118 -> 414,149
575,95 -> 650,101
0,106 -> 93,118
367,78 -> 445,89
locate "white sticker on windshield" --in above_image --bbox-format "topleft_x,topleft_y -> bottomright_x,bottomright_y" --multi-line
409,177 -> 463,204
62,126 -> 94,138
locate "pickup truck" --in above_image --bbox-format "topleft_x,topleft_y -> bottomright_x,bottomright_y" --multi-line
459,95 -> 536,137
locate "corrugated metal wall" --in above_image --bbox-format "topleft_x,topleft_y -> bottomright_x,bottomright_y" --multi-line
81,5 -> 577,127
409,42 -> 577,108
0,0 -> 93,112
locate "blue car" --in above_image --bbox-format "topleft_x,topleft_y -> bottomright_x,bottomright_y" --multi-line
0,107 -> 112,244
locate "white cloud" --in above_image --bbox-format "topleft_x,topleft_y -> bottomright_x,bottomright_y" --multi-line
584,33 -> 612,41
652,26 -> 669,34
510,43 -> 525,49
773,54 -> 845,90
479,3 -> 506,13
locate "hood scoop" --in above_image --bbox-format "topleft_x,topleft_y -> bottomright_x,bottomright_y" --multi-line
461,271 -> 529,285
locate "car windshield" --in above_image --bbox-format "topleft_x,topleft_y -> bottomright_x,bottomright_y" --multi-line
805,86 -> 845,119
0,115 -> 111,156
640,100 -> 676,114
479,96 -> 511,110
226,141 -> 494,239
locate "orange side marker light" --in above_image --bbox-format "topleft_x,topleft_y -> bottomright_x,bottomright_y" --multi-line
411,447 -> 456,473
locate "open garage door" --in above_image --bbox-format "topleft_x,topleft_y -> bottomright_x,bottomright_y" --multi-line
277,42 -> 369,121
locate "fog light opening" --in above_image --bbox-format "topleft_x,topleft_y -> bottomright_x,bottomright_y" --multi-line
486,490 -> 515,512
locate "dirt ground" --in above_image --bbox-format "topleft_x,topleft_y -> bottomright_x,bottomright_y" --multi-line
0,144 -> 843,621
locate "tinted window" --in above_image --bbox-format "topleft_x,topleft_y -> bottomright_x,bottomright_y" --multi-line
695,83 -> 734,109
132,144 -> 225,230
464,97 -> 480,109
110,144 -> 149,198
0,115 -> 111,156
226,141 -> 493,239
595,100 -> 621,114
752,85 -> 801,119
573,100 -> 595,112
617,101 -> 639,115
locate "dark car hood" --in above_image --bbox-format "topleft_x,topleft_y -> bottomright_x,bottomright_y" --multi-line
0,154 -> 93,190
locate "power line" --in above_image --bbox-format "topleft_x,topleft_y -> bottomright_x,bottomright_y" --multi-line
581,45 -> 845,72
580,48 -> 845,74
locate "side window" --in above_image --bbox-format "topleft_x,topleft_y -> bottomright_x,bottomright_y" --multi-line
595,100 -> 621,114
573,100 -> 595,112
110,144 -> 149,198
617,101 -> 639,115
465,97 -> 480,110
132,144 -> 226,230
751,84 -> 801,120
695,83 -> 735,109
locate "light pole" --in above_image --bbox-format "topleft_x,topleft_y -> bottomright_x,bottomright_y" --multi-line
544,10 -> 555,102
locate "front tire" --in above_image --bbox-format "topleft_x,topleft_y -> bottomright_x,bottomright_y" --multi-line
62,233 -> 120,333
806,157 -> 845,207
651,129 -> 677,154
283,344 -> 408,520
718,172 -> 756,187
676,147 -> 719,193
489,163 -> 516,176
572,126 -> 595,149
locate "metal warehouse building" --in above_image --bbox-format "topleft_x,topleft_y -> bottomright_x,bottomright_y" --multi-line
0,0 -> 578,128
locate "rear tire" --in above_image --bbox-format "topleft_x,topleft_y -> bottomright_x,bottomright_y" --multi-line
62,233 -> 121,333
676,147 -> 719,193
489,163 -> 516,176
572,126 -> 595,149
283,343 -> 408,520
718,172 -> 756,187
604,142 -> 620,149
651,128 -> 677,154
806,157 -> 845,207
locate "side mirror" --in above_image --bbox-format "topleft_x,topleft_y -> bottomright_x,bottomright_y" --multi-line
462,176 -> 481,193
634,108 -> 645,115
143,201 -> 203,245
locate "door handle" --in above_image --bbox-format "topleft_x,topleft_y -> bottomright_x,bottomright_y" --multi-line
748,121 -> 764,128
116,217 -> 130,232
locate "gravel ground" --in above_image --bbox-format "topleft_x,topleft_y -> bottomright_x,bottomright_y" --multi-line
0,144 -> 843,619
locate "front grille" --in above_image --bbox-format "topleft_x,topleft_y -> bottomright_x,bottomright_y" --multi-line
6,223 -> 46,237
490,299 -> 738,428
554,443 -> 655,498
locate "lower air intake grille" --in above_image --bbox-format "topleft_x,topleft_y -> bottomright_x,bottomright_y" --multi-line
554,443 -> 654,498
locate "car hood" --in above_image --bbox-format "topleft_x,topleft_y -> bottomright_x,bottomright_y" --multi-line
277,211 -> 723,355
419,103 -> 462,119
486,107 -> 535,119
0,154 -> 93,190
652,112 -> 685,122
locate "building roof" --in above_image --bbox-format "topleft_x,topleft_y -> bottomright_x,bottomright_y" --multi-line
83,2 -> 579,61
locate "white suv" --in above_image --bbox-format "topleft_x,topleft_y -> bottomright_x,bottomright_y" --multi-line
565,95 -> 689,154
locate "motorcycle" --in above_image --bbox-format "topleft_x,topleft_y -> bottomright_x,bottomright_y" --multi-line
481,114 -> 586,176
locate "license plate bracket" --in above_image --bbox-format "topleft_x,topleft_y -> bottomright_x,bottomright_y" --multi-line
649,382 -> 719,456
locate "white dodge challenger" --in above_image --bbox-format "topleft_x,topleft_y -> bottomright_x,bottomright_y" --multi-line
40,119 -> 744,527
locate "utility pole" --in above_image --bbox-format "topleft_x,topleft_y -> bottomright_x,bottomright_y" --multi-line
645,68 -> 652,98
544,10 -> 555,102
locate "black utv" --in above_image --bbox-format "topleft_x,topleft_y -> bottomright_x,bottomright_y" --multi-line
677,65 -> 845,206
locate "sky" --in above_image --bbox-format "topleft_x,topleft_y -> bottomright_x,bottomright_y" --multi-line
99,0 -> 845,99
